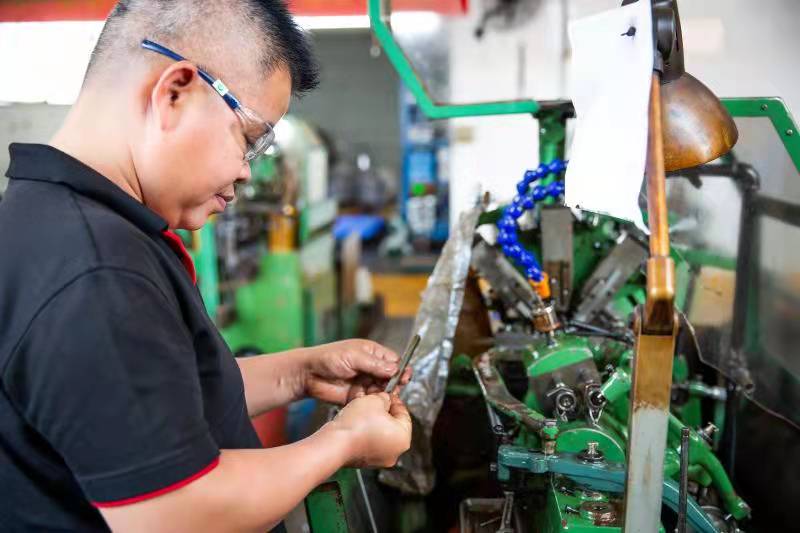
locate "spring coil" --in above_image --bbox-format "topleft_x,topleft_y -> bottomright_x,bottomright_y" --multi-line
496,159 -> 567,283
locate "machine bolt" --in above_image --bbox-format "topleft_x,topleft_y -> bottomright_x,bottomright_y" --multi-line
579,501 -> 617,525
698,422 -> 718,443
761,103 -> 769,111
578,441 -> 606,464
787,129 -> 795,136
556,390 -> 577,412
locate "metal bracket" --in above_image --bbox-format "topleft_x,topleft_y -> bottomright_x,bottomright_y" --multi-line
541,206 -> 574,312
722,97 -> 800,173
474,352 -> 549,433
574,233 -> 648,323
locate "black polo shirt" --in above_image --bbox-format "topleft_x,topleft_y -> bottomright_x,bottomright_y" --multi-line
0,144 -> 261,531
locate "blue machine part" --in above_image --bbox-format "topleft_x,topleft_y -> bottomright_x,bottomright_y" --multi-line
496,159 -> 567,282
333,214 -> 386,241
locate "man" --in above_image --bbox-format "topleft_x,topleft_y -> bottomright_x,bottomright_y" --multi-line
0,1 -> 412,531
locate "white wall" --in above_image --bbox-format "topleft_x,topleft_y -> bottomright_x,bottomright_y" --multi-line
447,0 -> 569,217
0,104 -> 71,193
447,0 -> 800,221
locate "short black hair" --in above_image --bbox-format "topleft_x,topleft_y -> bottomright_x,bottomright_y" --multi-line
86,0 -> 319,97
249,0 -> 319,96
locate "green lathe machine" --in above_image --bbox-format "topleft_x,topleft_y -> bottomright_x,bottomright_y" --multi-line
297,1 -> 800,532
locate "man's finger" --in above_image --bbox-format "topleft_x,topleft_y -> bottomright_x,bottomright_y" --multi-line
346,374 -> 374,403
351,348 -> 398,378
346,385 -> 366,403
366,382 -> 386,395
379,347 -> 400,364
375,392 -> 392,411
388,396 -> 412,427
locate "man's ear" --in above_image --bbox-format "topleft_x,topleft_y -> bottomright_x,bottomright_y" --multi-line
150,62 -> 200,132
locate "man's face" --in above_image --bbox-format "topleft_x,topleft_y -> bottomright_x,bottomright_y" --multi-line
135,65 -> 292,230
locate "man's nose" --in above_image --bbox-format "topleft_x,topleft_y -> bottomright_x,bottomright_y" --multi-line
237,160 -> 252,183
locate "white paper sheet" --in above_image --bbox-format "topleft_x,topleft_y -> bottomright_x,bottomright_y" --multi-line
565,0 -> 654,231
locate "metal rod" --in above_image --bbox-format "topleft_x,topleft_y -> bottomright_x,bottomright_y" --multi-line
356,468 -> 380,533
646,73 -> 670,259
677,427 -> 690,533
643,71 -> 676,334
385,334 -> 420,394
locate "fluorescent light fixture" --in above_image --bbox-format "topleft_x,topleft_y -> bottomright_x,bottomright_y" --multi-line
295,11 -> 441,32
392,11 -> 442,34
294,15 -> 370,30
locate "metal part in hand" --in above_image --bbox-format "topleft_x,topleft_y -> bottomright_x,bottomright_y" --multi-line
385,334 -> 420,394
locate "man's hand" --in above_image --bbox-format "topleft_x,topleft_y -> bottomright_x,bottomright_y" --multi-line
329,392 -> 412,468
100,394 -> 413,533
302,339 -> 412,405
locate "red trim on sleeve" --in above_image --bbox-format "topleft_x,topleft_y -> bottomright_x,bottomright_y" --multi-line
161,230 -> 197,285
92,457 -> 219,508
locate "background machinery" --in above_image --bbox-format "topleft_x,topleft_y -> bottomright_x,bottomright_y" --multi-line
294,1 -> 800,531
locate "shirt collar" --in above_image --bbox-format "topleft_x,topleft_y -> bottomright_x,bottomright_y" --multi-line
5,143 -> 168,234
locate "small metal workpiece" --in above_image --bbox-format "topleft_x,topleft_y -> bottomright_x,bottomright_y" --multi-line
697,423 -> 718,444
578,441 -> 606,464
385,334 -> 420,394
532,303 -> 561,334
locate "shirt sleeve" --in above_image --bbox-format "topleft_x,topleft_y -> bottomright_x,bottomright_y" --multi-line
2,268 -> 220,506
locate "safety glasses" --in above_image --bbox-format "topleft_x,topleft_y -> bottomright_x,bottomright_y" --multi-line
141,39 -> 275,162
